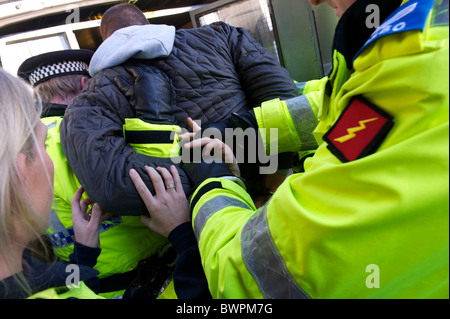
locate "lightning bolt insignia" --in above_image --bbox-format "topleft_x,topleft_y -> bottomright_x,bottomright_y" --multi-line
334,117 -> 378,143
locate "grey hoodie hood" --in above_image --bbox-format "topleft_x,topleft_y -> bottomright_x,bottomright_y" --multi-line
89,24 -> 176,76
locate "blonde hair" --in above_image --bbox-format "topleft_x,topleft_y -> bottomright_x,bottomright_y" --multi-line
0,68 -> 50,294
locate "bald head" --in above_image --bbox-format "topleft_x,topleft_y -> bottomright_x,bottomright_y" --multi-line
101,3 -> 149,40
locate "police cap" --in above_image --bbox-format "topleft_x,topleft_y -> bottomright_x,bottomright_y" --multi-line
17,49 -> 94,87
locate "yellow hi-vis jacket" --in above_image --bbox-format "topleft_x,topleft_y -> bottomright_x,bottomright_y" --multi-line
42,116 -> 171,298
190,0 -> 449,298
27,282 -> 104,299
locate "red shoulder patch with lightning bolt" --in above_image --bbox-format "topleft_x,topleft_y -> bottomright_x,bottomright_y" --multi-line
323,96 -> 394,162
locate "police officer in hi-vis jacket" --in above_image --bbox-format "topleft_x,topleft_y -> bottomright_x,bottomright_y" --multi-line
132,0 -> 449,299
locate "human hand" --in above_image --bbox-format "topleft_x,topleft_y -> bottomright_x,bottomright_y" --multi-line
178,117 -> 201,143
180,117 -> 240,176
129,165 -> 190,238
71,187 -> 111,248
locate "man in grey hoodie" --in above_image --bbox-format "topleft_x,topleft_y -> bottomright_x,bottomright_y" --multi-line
60,3 -> 298,217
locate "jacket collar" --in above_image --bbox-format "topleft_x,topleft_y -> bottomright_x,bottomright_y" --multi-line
41,102 -> 67,118
332,0 -> 403,70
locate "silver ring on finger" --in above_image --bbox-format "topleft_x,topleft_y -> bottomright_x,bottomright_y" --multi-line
167,183 -> 175,190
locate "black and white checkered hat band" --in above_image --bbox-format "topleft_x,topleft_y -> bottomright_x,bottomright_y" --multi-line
28,61 -> 89,86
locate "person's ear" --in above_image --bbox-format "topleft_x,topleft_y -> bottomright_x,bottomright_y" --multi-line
80,76 -> 89,90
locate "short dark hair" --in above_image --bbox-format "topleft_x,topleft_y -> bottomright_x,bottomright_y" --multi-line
101,3 -> 149,40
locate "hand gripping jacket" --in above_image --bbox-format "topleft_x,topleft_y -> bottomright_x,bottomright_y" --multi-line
190,0 -> 449,298
43,116 -> 169,298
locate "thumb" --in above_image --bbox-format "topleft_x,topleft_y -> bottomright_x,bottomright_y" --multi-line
140,214 -> 153,229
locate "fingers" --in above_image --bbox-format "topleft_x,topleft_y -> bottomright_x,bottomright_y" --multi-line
156,167 -> 175,191
145,166 -> 166,194
170,165 -> 184,195
130,166 -> 177,203
183,136 -> 212,150
179,117 -> 202,142
88,203 -> 103,224
191,120 -> 201,133
222,143 -> 236,164
203,139 -> 224,160
131,166 -> 185,211
134,165 -> 190,237
178,131 -> 195,142
80,197 -> 94,216
72,187 -> 85,206
130,168 -> 155,208
72,187 -> 94,221
184,138 -> 229,163
187,117 -> 201,133
186,117 -> 194,130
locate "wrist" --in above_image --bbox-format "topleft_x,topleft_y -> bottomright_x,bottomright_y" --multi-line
74,232 -> 100,249
168,222 -> 197,254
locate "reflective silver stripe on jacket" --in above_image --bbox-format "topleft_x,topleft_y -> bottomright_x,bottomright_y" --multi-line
46,210 -> 122,248
241,205 -> 311,299
45,121 -> 58,130
194,195 -> 251,241
285,95 -> 318,151
431,0 -> 449,27
295,81 -> 307,95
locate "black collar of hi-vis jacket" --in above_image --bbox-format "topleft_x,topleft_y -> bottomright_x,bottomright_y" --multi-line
332,0 -> 403,70
41,102 -> 67,118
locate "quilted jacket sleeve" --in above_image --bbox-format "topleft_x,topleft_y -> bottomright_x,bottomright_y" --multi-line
60,64 -> 192,216
217,23 -> 298,106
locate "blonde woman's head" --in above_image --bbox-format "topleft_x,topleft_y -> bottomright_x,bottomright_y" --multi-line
0,68 -> 54,282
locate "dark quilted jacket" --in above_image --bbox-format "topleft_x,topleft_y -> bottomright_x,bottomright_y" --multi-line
60,23 -> 297,215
